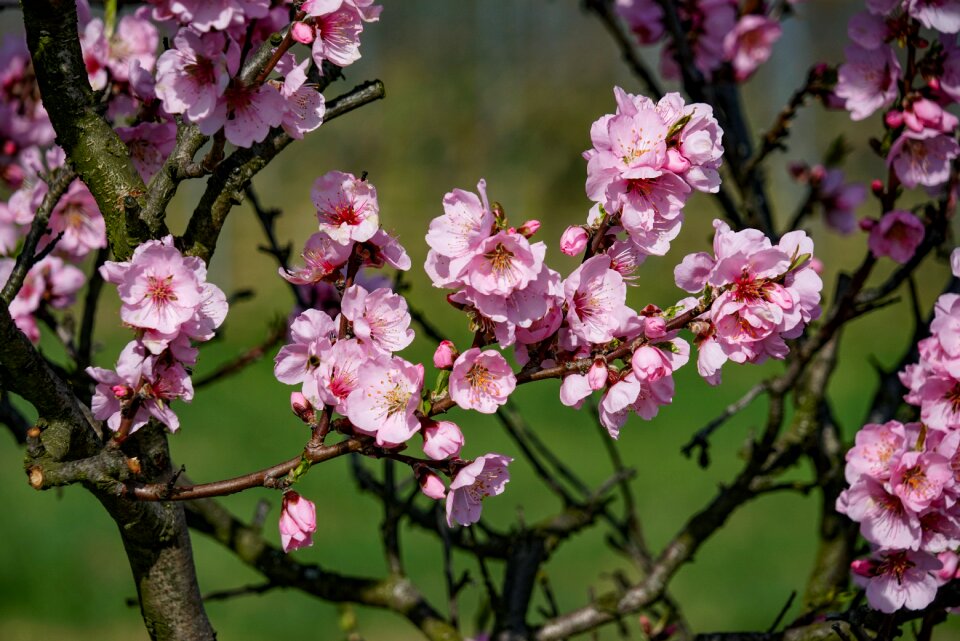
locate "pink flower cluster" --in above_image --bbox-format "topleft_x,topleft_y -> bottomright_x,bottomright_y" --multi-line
272,172 -> 512,535
675,220 -> 822,385
838,249 -> 960,612
580,88 -> 723,259
0,255 -> 84,343
88,236 -> 228,434
152,0 -> 380,148
615,1 -> 782,82
834,1 -> 960,265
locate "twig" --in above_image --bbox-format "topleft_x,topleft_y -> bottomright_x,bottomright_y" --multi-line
681,381 -> 768,468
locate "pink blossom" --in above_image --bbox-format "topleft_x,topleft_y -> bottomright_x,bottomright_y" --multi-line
274,308 -> 337,386
598,373 -> 674,438
844,420 -> 909,484
909,0 -> 960,33
147,0 -> 270,33
341,285 -> 414,354
888,130 -> 960,189
365,228 -> 412,271
311,338 -> 369,412
100,236 -> 205,335
902,98 -> 959,134
839,477 -> 922,550
200,81 -> 286,148
88,340 -> 193,433
47,181 -> 106,258
835,44 -> 901,121
656,93 -> 725,193
116,122 -> 177,183
280,232 -> 353,285
422,420 -> 465,460
614,0 -> 664,44
291,22 -> 316,44
449,348 -> 516,414
425,180 -> 495,287
274,57 -> 325,140
279,492 -> 317,553
0,37 -> 54,149
312,171 -> 380,245
155,29 -> 239,124
345,355 -> 423,446
848,11 -> 888,49
560,226 -> 589,256
952,247 -> 960,278
861,550 -> 941,613
458,231 -> 545,297
564,255 -> 629,344
307,4 -> 365,68
722,15 -> 782,82
418,469 -> 446,500
445,454 -> 512,527
866,210 -> 925,264
106,14 -> 161,83
815,167 -> 866,235
433,340 -> 458,369
890,451 -> 953,513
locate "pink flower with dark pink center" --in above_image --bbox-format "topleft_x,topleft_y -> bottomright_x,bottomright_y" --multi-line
116,122 -> 177,183
835,43 -> 900,121
155,29 -> 239,124
341,284 -> 414,354
312,170 -> 380,245
345,355 -> 423,446
858,550 -> 941,614
311,338 -> 369,412
866,210 -> 925,264
100,236 -> 205,335
458,231 -> 545,297
445,453 -> 512,527
449,348 -> 516,414
563,254 -> 629,344
888,130 -> 960,189
722,15 -> 782,82
47,181 -> 106,258
273,308 -> 337,386
306,4 -> 365,68
280,232 -> 353,285
839,477 -> 922,550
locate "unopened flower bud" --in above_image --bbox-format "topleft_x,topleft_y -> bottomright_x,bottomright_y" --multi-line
870,179 -> 884,196
433,340 -> 458,369
290,392 -> 314,424
644,316 -> 667,339
517,219 -> 541,238
587,360 -> 607,391
809,164 -> 825,183
850,559 -> 875,577
787,161 -> 808,180
290,21 -> 316,44
418,469 -> 446,500
279,491 -> 316,553
111,385 -> 130,399
859,217 -> 877,232
928,77 -> 942,92
560,226 -> 589,256
809,257 -> 824,275
422,420 -> 464,459
884,109 -> 904,129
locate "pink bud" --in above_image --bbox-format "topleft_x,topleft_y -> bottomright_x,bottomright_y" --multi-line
418,470 -> 446,500
290,21 -> 316,44
859,217 -> 877,232
928,77 -> 942,92
870,179 -> 884,196
644,316 -> 667,339
884,109 -> 904,129
850,559 -> 875,578
787,161 -> 808,180
111,385 -> 130,398
809,257 -> 825,275
422,420 -> 464,460
587,360 -> 607,391
517,219 -> 541,238
433,340 -> 458,369
290,392 -> 314,424
560,226 -> 589,256
2,140 -> 16,156
279,491 -> 317,553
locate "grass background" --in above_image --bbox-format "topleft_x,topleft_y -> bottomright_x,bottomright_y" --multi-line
2,1 -> 959,639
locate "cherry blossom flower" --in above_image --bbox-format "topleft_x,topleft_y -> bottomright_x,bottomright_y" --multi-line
835,44 -> 900,121
47,181 -> 106,258
449,348 -> 516,414
116,122 -> 177,183
563,254 -> 629,345
445,454 -> 512,527
345,355 -> 423,446
155,29 -> 240,124
722,15 -> 782,82
888,130 -> 960,189
341,285 -> 414,354
311,338 -> 369,412
312,170 -> 380,244
280,232 -> 353,285
858,550 -> 942,613
560,225 -> 589,256
865,210 -> 925,264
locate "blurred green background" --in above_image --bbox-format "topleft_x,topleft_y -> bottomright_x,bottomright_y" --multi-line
2,1 -> 959,639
